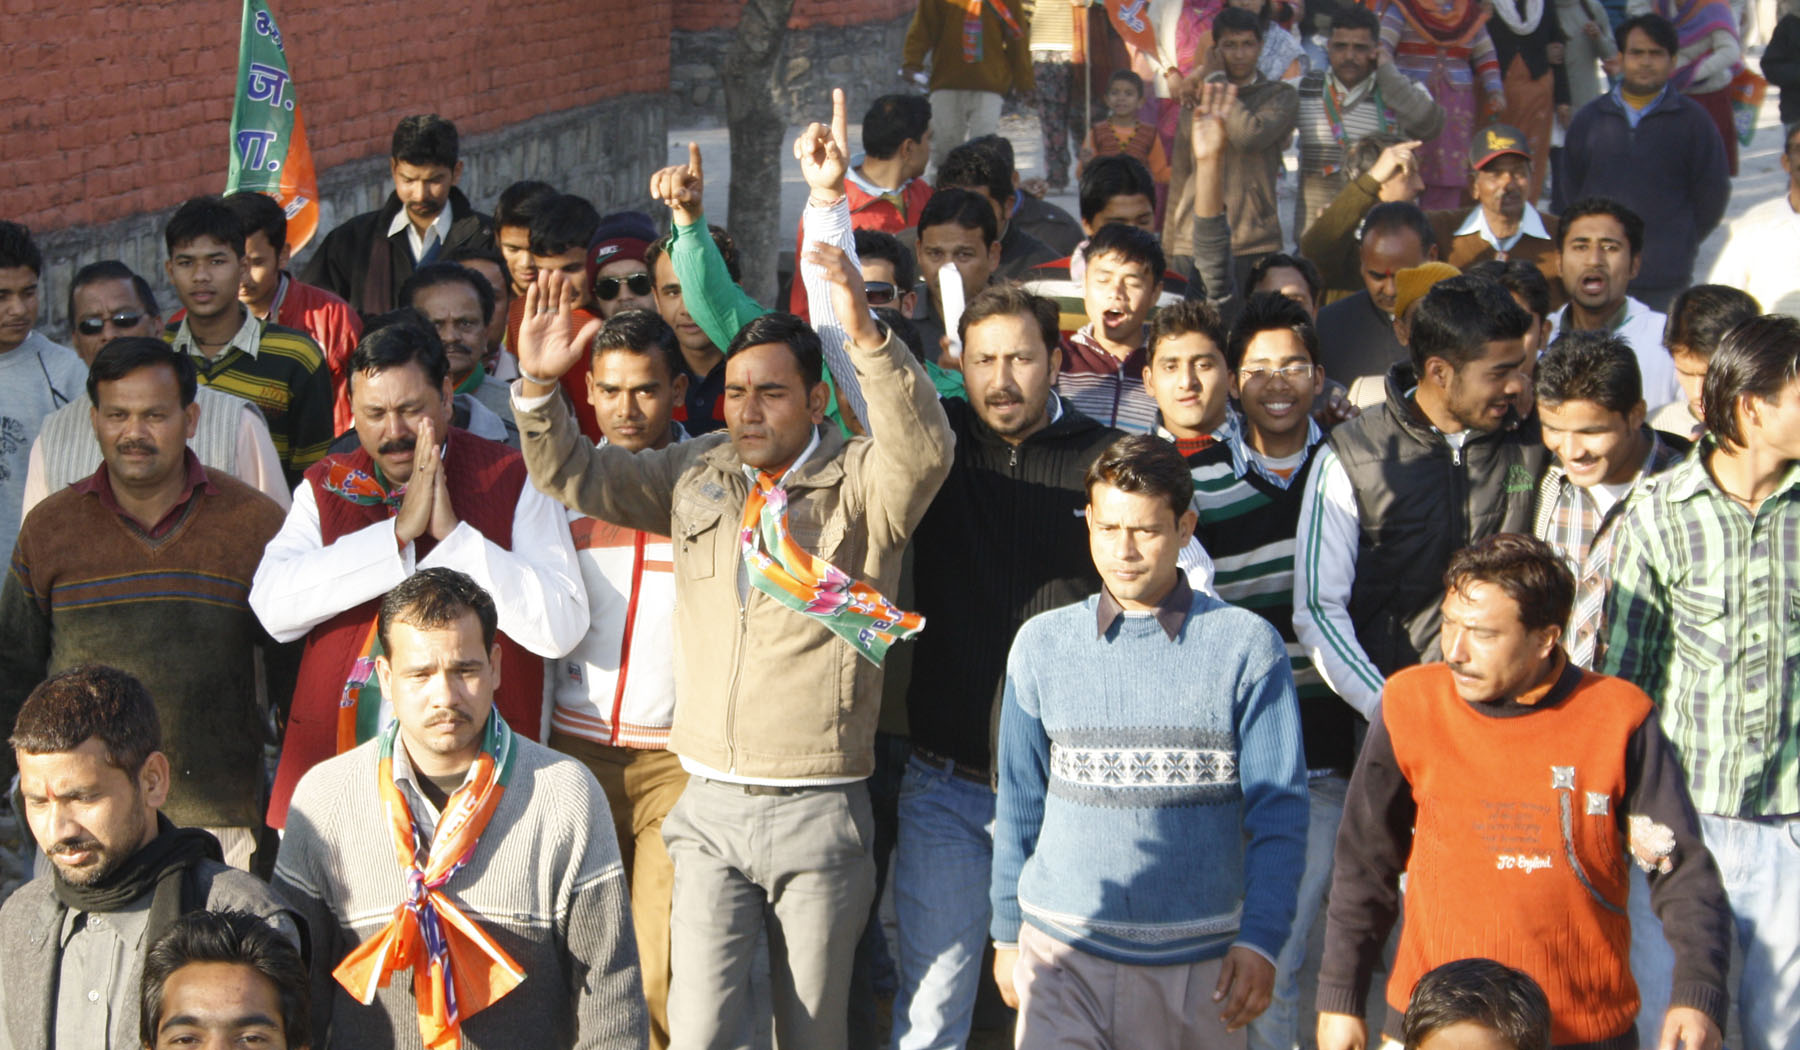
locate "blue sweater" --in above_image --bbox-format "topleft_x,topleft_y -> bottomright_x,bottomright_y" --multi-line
990,588 -> 1309,965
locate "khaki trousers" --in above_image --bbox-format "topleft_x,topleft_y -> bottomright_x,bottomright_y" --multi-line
551,732 -> 688,1050
1014,922 -> 1247,1049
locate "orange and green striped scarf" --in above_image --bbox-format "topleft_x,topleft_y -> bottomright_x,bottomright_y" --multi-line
332,714 -> 525,1050
739,470 -> 923,664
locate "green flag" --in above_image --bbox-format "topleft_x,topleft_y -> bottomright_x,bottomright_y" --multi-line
226,0 -> 319,251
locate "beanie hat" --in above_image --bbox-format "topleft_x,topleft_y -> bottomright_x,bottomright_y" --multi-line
1393,261 -> 1462,319
586,211 -> 658,285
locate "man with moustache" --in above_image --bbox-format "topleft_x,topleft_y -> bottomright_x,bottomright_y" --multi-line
23,261 -> 288,513
1548,197 -> 1682,411
1314,202 -> 1439,404
0,665 -> 299,1050
303,115 -> 496,321
0,339 -> 293,869
402,263 -> 519,447
1294,276 -> 1546,724
249,321 -> 586,833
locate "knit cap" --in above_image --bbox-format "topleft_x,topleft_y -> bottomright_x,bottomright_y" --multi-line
586,211 -> 658,285
1393,262 -> 1462,319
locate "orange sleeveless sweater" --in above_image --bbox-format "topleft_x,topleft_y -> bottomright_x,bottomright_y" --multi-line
1382,662 -> 1652,1046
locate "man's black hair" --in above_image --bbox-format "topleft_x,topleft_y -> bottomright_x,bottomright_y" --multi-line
1227,291 -> 1319,370
401,262 -> 497,325
164,196 -> 246,257
1083,223 -> 1166,283
1085,433 -> 1195,519
726,313 -> 825,387
875,306 -> 927,363
86,336 -> 199,408
348,312 -> 449,393
140,910 -> 312,1050
1556,196 -> 1645,257
528,194 -> 601,258
1215,6 -> 1266,41
223,190 -> 288,254
494,180 -> 558,230
1704,313 -> 1800,448
379,567 -> 498,654
968,133 -> 1017,176
442,246 -> 511,296
10,664 -> 161,778
862,94 -> 933,160
1535,330 -> 1643,416
0,220 -> 43,276
1409,274 -> 1531,374
855,229 -> 917,291
959,284 -> 1061,353
1331,5 -> 1381,38
1360,201 -> 1435,253
939,141 -> 1014,209
1402,958 -> 1551,1050
593,308 -> 685,381
391,114 -> 460,169
1467,258 -> 1552,321
1107,70 -> 1146,95
1147,298 -> 1228,366
1664,284 -> 1761,360
1344,132 -> 1411,184
68,261 -> 158,326
918,188 -> 999,247
1615,12 -> 1680,56
1078,155 -> 1157,224
1246,252 -> 1322,306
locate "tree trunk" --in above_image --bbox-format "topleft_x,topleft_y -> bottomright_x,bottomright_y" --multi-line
720,0 -> 798,309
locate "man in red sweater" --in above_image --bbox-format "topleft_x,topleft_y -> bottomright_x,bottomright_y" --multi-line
1317,533 -> 1731,1050
224,192 -> 363,434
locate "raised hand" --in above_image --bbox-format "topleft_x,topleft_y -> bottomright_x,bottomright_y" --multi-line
794,87 -> 851,205
650,141 -> 705,227
806,242 -> 881,351
1369,139 -> 1423,185
516,271 -> 603,396
1190,79 -> 1238,164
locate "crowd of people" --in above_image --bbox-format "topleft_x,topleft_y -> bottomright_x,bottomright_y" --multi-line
0,0 -> 1796,1046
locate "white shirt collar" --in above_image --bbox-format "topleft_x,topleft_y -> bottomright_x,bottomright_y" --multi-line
743,425 -> 823,485
387,202 -> 455,263
1328,70 -> 1375,109
1453,202 -> 1550,253
170,305 -> 263,361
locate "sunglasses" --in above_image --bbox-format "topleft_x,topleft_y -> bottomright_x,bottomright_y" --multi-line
864,281 -> 899,307
596,273 -> 653,301
76,312 -> 144,336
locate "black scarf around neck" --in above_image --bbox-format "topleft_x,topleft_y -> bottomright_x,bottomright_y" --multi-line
50,813 -> 222,959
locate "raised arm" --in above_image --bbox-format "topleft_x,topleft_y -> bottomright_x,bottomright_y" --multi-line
795,88 -> 872,428
651,143 -> 769,352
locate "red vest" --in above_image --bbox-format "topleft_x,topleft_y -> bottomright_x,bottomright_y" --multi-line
266,428 -> 545,828
1383,662 -> 1651,1045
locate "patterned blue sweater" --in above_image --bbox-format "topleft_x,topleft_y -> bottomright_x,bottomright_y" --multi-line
990,586 -> 1309,965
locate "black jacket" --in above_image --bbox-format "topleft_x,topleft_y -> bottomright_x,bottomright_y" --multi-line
905,396 -> 1121,772
1328,364 -> 1546,676
302,187 -> 495,323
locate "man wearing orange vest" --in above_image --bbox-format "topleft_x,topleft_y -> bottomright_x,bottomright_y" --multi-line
1315,533 -> 1731,1050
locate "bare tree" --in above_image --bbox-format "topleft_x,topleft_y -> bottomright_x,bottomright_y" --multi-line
719,0 -> 799,307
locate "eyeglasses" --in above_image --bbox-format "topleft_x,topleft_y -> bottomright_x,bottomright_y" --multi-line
864,281 -> 899,307
1238,363 -> 1315,383
596,273 -> 653,301
76,312 -> 144,336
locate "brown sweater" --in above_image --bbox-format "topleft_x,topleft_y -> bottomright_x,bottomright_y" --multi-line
0,465 -> 293,827
1319,658 -> 1731,1048
903,0 -> 1035,95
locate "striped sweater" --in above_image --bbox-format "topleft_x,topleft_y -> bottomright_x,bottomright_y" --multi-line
0,465 -> 290,826
1187,424 -> 1358,774
1294,62 -> 1446,235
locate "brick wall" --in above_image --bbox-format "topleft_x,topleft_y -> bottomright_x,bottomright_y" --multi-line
674,0 -> 916,32
0,0 -> 671,233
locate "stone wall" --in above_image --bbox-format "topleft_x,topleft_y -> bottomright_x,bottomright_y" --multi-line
668,12 -> 917,129
30,94 -> 665,340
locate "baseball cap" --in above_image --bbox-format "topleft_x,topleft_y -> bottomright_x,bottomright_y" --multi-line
1469,124 -> 1532,169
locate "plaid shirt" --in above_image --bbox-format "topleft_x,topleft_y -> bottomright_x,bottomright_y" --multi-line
1599,444 -> 1800,819
1533,430 -> 1686,669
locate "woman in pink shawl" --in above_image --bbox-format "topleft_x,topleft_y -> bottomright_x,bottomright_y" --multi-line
1643,0 -> 1744,174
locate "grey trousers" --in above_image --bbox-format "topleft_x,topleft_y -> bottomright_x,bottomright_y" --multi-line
1014,923 -> 1247,1050
664,776 -> 877,1050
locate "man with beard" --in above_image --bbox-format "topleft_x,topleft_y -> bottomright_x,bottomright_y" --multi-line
0,665 -> 299,1050
303,115 -> 496,322
249,321 -> 585,833
402,263 -> 518,447
1548,197 -> 1682,411
0,339 -> 293,869
1294,275 -> 1545,723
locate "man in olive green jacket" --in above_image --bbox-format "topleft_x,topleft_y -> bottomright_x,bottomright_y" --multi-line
512,215 -> 952,1050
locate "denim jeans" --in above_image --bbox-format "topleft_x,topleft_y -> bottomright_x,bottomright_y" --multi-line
1627,863 -> 1673,1049
1699,813 -> 1800,1050
1248,775 -> 1348,1050
886,755 -> 997,1050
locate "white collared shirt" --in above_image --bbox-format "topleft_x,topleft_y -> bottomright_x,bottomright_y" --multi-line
1454,202 -> 1552,254
170,306 -> 263,361
1548,297 -> 1680,411
387,202 -> 455,263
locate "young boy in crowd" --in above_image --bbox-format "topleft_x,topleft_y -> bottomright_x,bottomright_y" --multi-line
1078,72 -> 1172,189
1402,958 -> 1552,1050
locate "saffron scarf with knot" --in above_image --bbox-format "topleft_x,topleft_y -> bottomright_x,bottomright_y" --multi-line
333,714 -> 526,1050
739,470 -> 924,664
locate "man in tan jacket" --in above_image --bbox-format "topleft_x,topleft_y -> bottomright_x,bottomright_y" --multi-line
511,119 -> 953,1050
